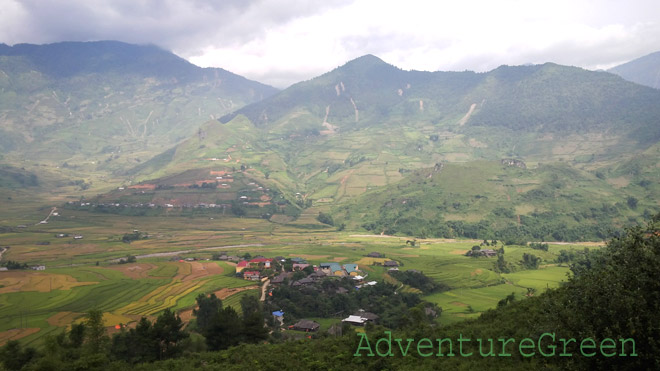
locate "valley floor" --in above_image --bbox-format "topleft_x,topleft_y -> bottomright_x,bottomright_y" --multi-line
0,211 -> 600,346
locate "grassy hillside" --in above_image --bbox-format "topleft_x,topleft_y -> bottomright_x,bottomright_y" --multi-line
338,160 -> 659,241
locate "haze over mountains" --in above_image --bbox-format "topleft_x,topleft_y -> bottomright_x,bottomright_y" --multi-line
0,41 -> 658,240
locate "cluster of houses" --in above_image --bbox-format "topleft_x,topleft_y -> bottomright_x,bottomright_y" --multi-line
0,264 -> 45,272
229,252 -> 403,285
235,256 -> 273,281
229,253 -> 373,284
54,233 -> 84,239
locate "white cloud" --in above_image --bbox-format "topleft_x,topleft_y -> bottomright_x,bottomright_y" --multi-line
1,0 -> 659,87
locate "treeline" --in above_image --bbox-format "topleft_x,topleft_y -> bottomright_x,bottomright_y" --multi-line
1,260 -> 28,270
0,309 -> 189,370
361,215 -> 618,242
0,294 -> 268,370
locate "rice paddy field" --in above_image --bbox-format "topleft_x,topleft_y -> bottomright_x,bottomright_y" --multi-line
0,210 -> 601,346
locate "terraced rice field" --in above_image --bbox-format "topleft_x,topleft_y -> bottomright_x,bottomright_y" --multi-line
0,214 -> 589,345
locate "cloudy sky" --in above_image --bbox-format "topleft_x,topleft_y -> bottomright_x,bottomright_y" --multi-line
1,0 -> 659,87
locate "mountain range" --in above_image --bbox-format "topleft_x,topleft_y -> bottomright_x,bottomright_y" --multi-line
609,51 -> 660,89
1,41 -> 658,240
0,41 -> 277,188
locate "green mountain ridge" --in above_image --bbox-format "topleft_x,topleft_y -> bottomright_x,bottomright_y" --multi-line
609,50 -> 660,90
98,55 -> 660,240
2,47 -> 658,240
0,41 -> 278,193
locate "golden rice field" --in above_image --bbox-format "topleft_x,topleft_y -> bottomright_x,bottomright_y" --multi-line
0,271 -> 97,294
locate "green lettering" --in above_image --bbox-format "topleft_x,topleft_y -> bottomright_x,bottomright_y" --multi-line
394,337 -> 414,356
376,331 -> 393,357
519,338 -> 535,357
559,337 -> 576,356
498,338 -> 515,357
580,338 -> 596,357
538,332 -> 556,357
417,338 -> 433,357
600,338 -> 616,357
477,338 -> 496,357
354,332 -> 374,357
436,338 -> 455,356
458,333 -> 472,357
619,338 -> 637,356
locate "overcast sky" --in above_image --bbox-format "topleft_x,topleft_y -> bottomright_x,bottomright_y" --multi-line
1,0 -> 659,88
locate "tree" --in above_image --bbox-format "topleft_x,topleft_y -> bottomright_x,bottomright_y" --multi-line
193,293 -> 222,333
521,253 -> 540,269
494,248 -> 512,273
84,309 -> 109,355
0,340 -> 37,371
627,196 -> 638,209
205,306 -> 242,350
240,295 -> 268,343
152,309 -> 188,360
69,322 -> 86,348
317,212 -> 334,226
111,318 -> 156,364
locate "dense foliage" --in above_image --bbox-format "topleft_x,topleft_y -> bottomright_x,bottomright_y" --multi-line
265,278 -> 438,329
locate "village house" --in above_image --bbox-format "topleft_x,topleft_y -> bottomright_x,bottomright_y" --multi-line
343,263 -> 359,276
272,310 -> 284,326
383,260 -> 399,268
292,277 -> 315,287
235,260 -> 249,273
342,315 -> 367,326
292,263 -> 310,270
308,271 -> 326,280
243,271 -> 261,281
236,257 -> 273,273
342,310 -> 379,326
355,309 -> 379,322
465,249 -> 498,257
271,273 -> 290,285
250,257 -> 272,268
320,262 -> 344,276
292,319 -> 320,332
367,252 -> 384,258
355,281 -> 378,289
480,249 -> 498,257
